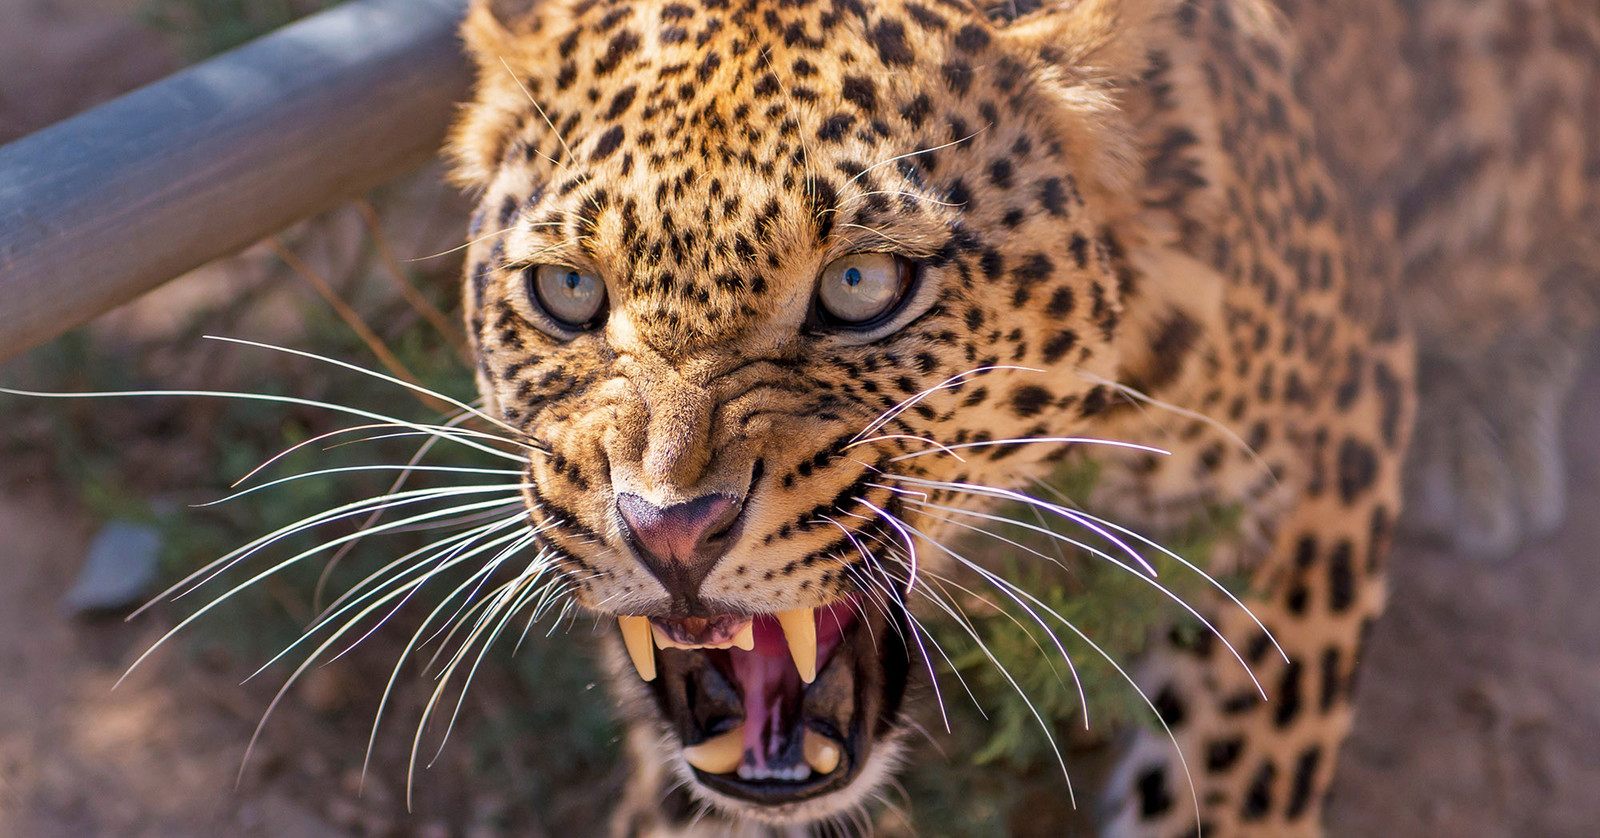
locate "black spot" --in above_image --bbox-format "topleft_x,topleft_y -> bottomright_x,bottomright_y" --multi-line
696,50 -> 722,82
1078,385 -> 1110,418
1367,505 -> 1393,574
595,30 -> 641,76
1041,330 -> 1077,364
590,125 -> 625,161
901,93 -> 932,127
946,178 -> 971,207
841,75 -> 877,111
954,23 -> 990,52
905,2 -> 947,31
1274,660 -> 1303,728
942,60 -> 973,95
1153,685 -> 1187,728
1205,737 -> 1243,772
870,18 -> 915,65
1319,646 -> 1341,712
1137,310 -> 1200,390
1294,535 -> 1318,568
1241,761 -> 1276,820
979,248 -> 1004,280
1068,233 -> 1091,268
605,85 -> 638,119
1285,747 -> 1322,818
817,112 -> 855,142
1136,766 -> 1174,817
1336,438 -> 1378,504
1327,540 -> 1355,612
1374,361 -> 1405,447
1009,385 -> 1053,418
1046,286 -> 1075,316
988,158 -> 1013,188
1038,177 -> 1068,215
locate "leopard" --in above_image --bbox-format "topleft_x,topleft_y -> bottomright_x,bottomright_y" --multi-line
445,0 -> 1600,834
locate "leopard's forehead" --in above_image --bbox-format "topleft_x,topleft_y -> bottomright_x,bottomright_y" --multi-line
463,0 -> 1085,351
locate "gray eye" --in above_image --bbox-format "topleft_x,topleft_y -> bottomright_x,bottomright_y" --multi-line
817,253 -> 911,326
529,264 -> 606,327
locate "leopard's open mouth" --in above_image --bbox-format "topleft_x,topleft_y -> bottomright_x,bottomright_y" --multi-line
618,595 -> 911,806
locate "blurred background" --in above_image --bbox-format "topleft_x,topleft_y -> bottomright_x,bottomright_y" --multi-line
1,1 -> 1598,836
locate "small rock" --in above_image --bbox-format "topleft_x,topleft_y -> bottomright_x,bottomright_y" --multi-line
60,519 -> 161,614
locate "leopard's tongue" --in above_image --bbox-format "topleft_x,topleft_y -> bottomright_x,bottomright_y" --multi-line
725,605 -> 856,774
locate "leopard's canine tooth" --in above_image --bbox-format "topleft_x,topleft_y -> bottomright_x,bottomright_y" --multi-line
683,724 -> 746,774
803,729 -> 841,775
732,619 -> 755,651
618,616 -> 655,682
775,607 -> 818,683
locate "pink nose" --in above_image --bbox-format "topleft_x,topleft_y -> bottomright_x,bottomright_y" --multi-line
616,493 -> 744,601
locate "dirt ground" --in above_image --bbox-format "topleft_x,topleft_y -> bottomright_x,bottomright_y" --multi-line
4,3 -> 1600,836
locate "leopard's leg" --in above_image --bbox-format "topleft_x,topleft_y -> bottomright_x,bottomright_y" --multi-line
1097,483 -> 1403,837
1385,0 -> 1600,560
1403,313 -> 1588,559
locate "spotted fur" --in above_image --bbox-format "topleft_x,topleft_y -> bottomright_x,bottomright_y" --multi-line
447,0 -> 1597,834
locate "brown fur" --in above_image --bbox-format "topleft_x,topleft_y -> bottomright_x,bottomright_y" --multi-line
446,0 -> 1597,833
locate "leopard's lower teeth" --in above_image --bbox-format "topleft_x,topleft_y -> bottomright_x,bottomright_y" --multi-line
802,729 -> 841,775
737,762 -> 814,782
682,724 -> 746,774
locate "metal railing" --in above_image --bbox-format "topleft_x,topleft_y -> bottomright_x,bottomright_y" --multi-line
0,0 -> 472,363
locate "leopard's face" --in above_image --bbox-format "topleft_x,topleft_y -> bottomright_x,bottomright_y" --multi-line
452,0 -> 1138,824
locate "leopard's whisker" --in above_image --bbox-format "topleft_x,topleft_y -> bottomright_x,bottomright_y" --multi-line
426,565 -> 555,768
885,473 -> 1159,577
0,385 -> 530,463
839,188 -> 963,210
944,542 -> 1202,827
246,517 -> 531,679
851,365 -> 1043,445
498,55 -> 576,164
854,496 -> 921,595
843,433 -> 966,461
362,544 -> 553,790
166,486 -> 529,605
202,336 -> 532,444
887,436 -> 1171,463
887,512 -> 1090,726
1078,371 -> 1278,485
900,492 -> 1266,699
402,221 -> 518,263
231,521 -> 537,789
316,520 -> 538,667
836,126 -> 990,193
417,531 -> 545,668
195,465 -> 524,508
871,517 -> 1078,806
383,539 -> 549,798
1029,477 -> 1290,665
117,494 -> 528,688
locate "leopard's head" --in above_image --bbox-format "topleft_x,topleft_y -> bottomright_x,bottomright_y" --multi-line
450,0 -> 1158,824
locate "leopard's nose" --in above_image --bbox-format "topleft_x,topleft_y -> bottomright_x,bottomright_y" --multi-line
616,493 -> 745,601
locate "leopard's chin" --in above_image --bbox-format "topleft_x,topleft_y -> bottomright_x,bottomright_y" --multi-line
613,595 -> 914,822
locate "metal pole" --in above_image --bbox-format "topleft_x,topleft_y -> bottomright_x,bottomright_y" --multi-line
0,0 -> 472,363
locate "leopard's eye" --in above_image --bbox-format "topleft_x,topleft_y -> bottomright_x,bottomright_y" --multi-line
527,264 -> 607,328
816,253 -> 915,327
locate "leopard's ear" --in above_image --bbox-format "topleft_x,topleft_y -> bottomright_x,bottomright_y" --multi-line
993,0 -> 1169,76
448,0 -> 550,188
980,0 -> 1176,212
